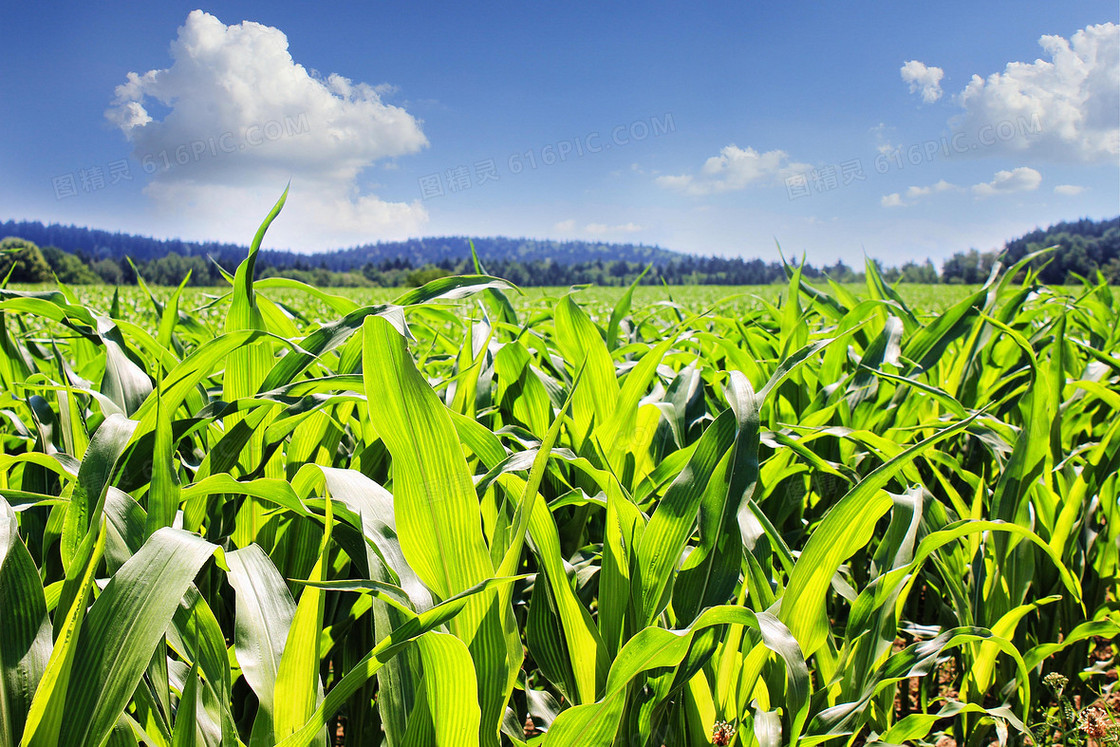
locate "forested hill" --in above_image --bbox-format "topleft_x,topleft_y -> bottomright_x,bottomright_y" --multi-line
2,215 -> 1117,287
0,220 -> 682,270
939,216 -> 1120,284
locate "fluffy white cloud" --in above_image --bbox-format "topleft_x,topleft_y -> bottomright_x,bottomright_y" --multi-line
970,167 -> 1042,198
881,193 -> 905,208
1054,184 -> 1085,195
901,60 -> 944,103
656,145 -> 811,195
948,23 -> 1119,162
106,10 -> 429,250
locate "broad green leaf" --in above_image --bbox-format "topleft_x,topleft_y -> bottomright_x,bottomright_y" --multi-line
0,498 -> 52,746
57,529 -> 219,747
272,499 -> 332,744
543,606 -> 808,747
274,576 -> 523,747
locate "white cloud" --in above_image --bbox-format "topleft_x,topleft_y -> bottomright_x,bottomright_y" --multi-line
106,10 -> 429,250
885,169 -> 1042,205
1054,184 -> 1085,195
949,22 -> 1119,161
553,219 -> 643,235
882,180 -> 959,207
656,144 -> 812,195
901,60 -> 945,103
585,222 -> 643,235
906,180 -> 960,199
970,167 -> 1042,198
871,123 -> 896,155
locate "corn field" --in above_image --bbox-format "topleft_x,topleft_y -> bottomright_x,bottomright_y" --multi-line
0,193 -> 1117,747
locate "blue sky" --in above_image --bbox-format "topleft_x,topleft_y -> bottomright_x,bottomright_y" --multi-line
1,2 -> 1116,265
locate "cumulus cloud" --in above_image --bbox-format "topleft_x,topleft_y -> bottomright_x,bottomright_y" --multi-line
1053,184 -> 1085,195
881,193 -> 905,208
901,60 -> 944,103
970,167 -> 1042,197
106,10 -> 429,250
656,145 -> 812,195
947,22 -> 1119,162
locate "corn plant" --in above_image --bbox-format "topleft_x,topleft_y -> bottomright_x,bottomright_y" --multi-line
0,190 -> 1116,747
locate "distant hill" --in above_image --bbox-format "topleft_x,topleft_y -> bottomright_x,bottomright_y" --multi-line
940,216 -> 1119,284
2,215 -> 1117,287
0,220 -> 684,271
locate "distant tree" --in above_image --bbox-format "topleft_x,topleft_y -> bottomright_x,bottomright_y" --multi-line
1001,217 -> 1120,284
823,259 -> 857,283
899,259 -> 938,284
40,245 -> 100,284
92,258 -> 125,285
941,249 -> 996,284
0,237 -> 53,283
1103,257 -> 1120,284
406,264 -> 452,287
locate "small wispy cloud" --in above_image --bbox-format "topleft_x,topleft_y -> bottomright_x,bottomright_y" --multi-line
553,219 -> 643,235
901,60 -> 945,103
585,222 -> 643,235
883,179 -> 959,207
656,144 -> 811,195
883,168 -> 1041,206
971,167 -> 1042,198
906,180 -> 960,199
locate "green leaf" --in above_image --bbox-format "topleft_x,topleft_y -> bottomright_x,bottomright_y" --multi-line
21,524 -> 106,747
272,498 -> 331,744
275,576 -> 523,747
0,498 -> 52,746
410,633 -> 481,747
543,606 -> 808,747
779,411 -> 981,657
362,315 -> 494,603
363,315 -> 514,745
170,664 -> 202,747
57,528 -> 219,747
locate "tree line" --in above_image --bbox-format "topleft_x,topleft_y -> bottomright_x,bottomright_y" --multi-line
0,237 -> 942,287
2,216 -> 1116,287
